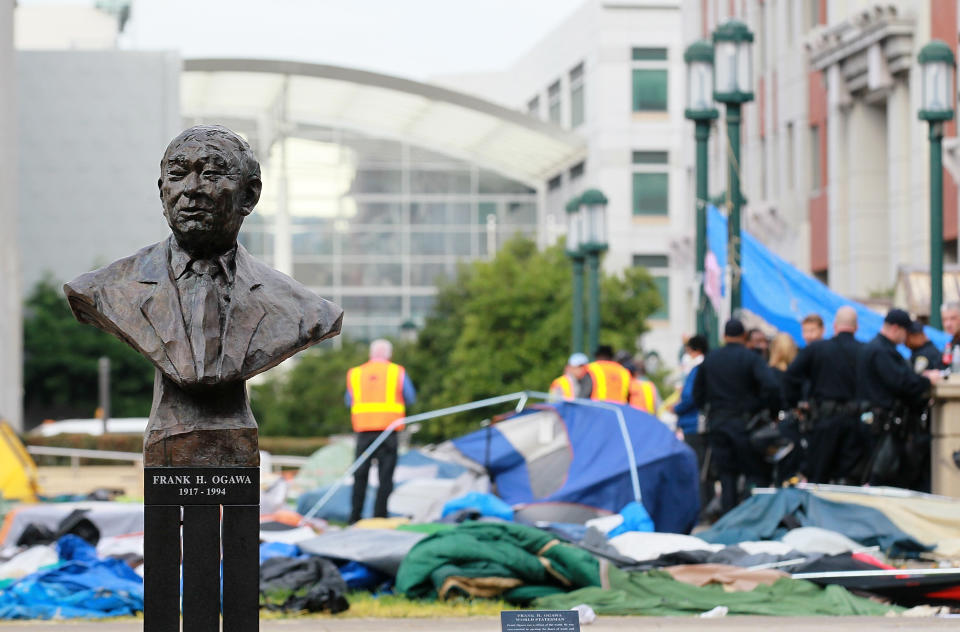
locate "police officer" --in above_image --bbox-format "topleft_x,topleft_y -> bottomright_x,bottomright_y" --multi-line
907,322 -> 944,374
785,306 -> 862,484
693,319 -> 780,514
856,309 -> 940,486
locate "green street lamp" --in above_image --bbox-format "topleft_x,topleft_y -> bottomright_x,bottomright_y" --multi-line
918,39 -> 956,330
685,39 -> 719,348
565,195 -> 586,354
580,189 -> 609,358
713,19 -> 754,312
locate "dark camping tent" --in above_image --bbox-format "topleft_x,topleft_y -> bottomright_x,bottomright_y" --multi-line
452,402 -> 699,533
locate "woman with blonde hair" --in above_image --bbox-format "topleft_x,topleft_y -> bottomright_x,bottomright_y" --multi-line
768,333 -> 798,371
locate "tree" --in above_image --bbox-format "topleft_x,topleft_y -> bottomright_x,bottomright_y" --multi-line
251,236 -> 662,442
250,339 -> 369,437
22,276 -> 154,425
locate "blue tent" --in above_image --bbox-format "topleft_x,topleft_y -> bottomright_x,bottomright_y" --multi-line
452,402 -> 700,534
707,205 -> 949,351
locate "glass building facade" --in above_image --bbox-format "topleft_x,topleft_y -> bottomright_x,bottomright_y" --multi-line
238,128 -> 538,341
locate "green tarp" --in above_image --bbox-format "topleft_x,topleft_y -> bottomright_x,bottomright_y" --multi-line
395,522 -> 599,603
534,565 -> 904,616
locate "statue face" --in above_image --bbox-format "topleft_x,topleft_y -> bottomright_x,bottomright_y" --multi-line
160,137 -> 252,257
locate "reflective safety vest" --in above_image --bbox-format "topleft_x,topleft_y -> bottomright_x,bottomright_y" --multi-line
628,378 -> 658,414
586,360 -> 631,403
550,375 -> 575,399
347,361 -> 407,432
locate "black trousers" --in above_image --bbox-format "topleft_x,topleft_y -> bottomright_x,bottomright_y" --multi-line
683,432 -> 716,513
708,417 -> 770,515
806,413 -> 863,483
349,431 -> 398,524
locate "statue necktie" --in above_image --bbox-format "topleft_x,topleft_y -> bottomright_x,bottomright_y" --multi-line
188,259 -> 221,380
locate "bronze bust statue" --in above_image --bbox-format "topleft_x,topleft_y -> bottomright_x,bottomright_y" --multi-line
65,125 -> 342,466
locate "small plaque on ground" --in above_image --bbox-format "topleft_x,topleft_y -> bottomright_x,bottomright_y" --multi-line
144,467 -> 259,506
501,610 -> 580,632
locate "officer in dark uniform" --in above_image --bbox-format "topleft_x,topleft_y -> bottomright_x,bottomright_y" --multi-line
693,319 -> 780,515
907,322 -> 944,374
856,309 -> 940,486
784,306 -> 862,484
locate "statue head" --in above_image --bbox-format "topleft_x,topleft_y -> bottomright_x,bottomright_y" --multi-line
159,125 -> 262,259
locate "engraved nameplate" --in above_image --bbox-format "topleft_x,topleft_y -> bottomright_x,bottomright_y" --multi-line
145,467 -> 259,506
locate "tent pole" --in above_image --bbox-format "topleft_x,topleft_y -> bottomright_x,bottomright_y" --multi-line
298,392 -> 541,524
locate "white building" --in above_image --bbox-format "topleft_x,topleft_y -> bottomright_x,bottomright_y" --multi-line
1,0 -> 21,431
437,0 -> 690,361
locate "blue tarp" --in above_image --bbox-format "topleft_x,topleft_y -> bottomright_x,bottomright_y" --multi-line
453,402 -> 700,534
0,535 -> 143,620
697,488 -> 930,557
707,205 -> 949,351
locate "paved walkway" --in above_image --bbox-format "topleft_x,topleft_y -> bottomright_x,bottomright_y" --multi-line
3,617 -> 960,630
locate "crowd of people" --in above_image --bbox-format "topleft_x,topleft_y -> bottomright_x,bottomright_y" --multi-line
679,306 -> 946,517
549,305 -> 952,519
344,303 -> 955,523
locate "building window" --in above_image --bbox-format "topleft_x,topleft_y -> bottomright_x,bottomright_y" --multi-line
808,0 -> 820,29
570,62 -> 585,127
631,47 -> 668,113
632,254 -> 669,320
527,95 -> 540,117
632,70 -> 668,112
569,161 -> 585,180
631,47 -> 667,61
548,80 -> 562,124
810,124 -> 821,192
786,122 -> 795,191
632,151 -> 669,216
547,174 -> 562,191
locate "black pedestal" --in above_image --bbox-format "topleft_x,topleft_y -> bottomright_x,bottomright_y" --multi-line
144,467 -> 260,632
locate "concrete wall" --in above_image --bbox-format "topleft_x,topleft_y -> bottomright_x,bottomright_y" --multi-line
17,50 -> 181,293
0,0 -> 21,430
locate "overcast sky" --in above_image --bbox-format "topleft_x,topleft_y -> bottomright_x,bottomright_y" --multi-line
98,0 -> 586,80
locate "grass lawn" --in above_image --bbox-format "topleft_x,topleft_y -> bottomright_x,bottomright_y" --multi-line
260,592 -> 511,619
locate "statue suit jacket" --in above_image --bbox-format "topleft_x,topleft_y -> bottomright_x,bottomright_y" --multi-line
64,236 -> 343,465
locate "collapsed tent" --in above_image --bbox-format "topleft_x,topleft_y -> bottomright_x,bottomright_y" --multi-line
1,503 -> 144,547
697,488 -> 930,556
706,205 -> 950,350
296,447 -> 488,523
452,403 -> 699,532
534,563 -> 902,616
0,422 -> 39,502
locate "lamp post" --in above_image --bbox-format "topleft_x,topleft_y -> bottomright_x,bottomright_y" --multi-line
580,189 -> 609,357
713,19 -> 754,313
918,40 -> 956,330
685,39 -> 719,346
565,196 -> 585,354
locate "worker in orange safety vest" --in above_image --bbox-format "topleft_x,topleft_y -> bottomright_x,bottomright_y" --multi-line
345,339 -> 416,523
617,352 -> 661,416
586,345 -> 631,403
549,353 -> 590,399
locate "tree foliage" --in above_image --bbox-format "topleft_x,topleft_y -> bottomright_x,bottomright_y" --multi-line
22,276 -> 154,423
253,236 -> 662,442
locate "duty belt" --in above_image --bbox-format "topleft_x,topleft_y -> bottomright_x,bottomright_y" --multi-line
812,400 -> 858,416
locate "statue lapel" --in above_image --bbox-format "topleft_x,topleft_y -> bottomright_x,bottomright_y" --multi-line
218,245 -> 266,381
138,239 -> 198,383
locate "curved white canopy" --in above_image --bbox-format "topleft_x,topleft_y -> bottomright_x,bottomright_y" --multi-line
181,58 -> 586,186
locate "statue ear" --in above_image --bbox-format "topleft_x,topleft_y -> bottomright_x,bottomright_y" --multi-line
239,176 -> 262,216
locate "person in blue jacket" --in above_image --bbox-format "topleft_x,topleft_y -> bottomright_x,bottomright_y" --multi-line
674,335 -> 708,436
671,335 -> 712,516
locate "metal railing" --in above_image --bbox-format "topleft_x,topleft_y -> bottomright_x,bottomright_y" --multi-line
25,445 -> 307,472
